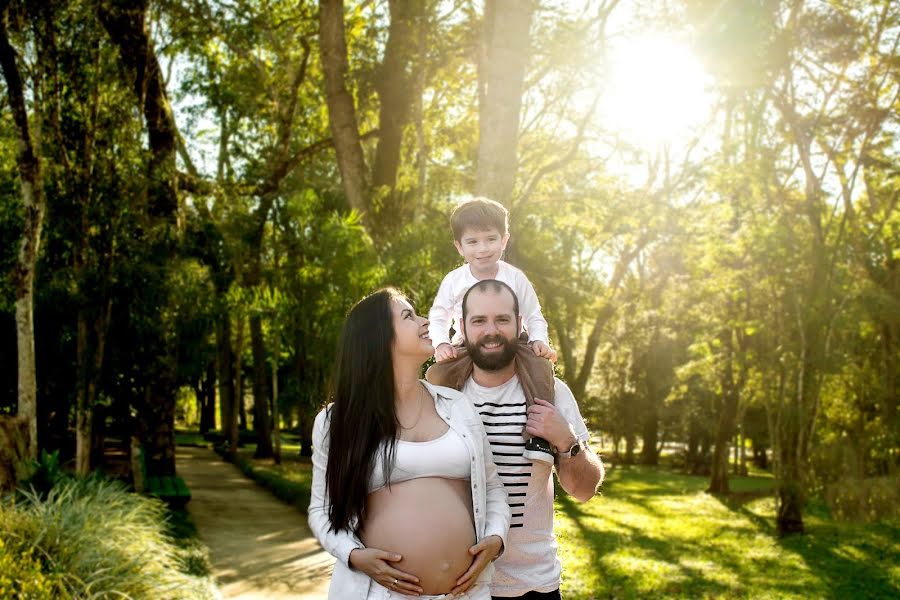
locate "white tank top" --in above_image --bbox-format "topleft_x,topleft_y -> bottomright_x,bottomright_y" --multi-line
369,427 -> 470,492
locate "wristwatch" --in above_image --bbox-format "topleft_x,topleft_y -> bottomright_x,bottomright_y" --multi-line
560,439 -> 584,459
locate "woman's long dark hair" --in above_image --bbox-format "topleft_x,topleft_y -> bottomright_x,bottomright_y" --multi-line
325,288 -> 402,533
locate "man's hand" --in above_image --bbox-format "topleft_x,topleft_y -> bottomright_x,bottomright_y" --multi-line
531,340 -> 558,363
348,548 -> 423,595
435,343 -> 458,362
450,535 -> 503,597
526,398 -> 576,453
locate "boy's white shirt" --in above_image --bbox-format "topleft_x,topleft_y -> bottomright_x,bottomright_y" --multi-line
428,260 -> 549,347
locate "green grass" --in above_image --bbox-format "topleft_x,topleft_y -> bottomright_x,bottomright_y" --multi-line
210,438 -> 900,600
165,507 -> 214,580
556,465 -> 900,599
1,476 -> 217,599
175,430 -> 210,446
231,447 -> 313,512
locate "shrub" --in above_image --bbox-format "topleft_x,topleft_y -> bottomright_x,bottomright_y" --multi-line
0,537 -> 65,599
824,476 -> 900,522
0,476 -> 216,599
19,449 -> 68,499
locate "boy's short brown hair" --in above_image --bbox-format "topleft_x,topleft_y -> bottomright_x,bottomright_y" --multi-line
450,197 -> 509,241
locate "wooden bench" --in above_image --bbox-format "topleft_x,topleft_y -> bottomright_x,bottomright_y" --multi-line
131,437 -> 191,507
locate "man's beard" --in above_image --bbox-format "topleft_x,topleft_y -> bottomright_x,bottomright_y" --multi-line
465,333 -> 517,371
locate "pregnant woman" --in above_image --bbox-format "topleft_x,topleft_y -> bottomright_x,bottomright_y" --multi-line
308,288 -> 510,600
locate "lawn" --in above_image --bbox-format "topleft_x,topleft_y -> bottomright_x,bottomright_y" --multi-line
556,465 -> 900,599
195,437 -> 899,600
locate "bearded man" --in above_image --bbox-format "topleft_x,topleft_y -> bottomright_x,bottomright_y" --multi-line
455,279 -> 604,600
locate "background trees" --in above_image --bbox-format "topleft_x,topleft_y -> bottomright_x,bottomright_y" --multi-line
0,0 -> 896,537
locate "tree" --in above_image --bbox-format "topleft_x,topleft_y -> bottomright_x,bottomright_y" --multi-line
474,0 -> 535,204
0,0 -> 48,460
318,0 -> 424,235
97,0 -> 182,476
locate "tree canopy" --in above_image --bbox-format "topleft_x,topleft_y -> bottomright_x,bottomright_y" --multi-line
1,0 -> 897,536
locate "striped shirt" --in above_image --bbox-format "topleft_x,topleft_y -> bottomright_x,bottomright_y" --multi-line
463,375 -> 590,597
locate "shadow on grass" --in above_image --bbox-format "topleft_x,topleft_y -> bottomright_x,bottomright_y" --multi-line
556,465 -> 898,600
556,492 -> 794,600
709,495 -> 900,600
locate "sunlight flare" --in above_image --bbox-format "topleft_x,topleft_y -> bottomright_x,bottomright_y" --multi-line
601,34 -> 713,149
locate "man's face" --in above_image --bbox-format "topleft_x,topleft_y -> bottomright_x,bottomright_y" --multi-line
461,287 -> 521,371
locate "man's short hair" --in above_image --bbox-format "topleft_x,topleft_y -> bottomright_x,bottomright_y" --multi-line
461,279 -> 520,325
450,197 -> 509,241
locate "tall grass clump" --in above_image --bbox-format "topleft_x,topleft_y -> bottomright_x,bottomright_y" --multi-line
0,476 -> 216,599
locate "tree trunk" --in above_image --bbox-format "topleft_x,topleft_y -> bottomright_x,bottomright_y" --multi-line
475,0 -> 535,204
0,14 -> 46,461
372,0 -> 421,191
75,294 -> 111,475
272,333 -> 281,465
776,419 -> 805,536
199,361 -> 216,433
640,403 -> 659,465
0,416 -> 30,492
250,315 -> 273,458
139,378 -> 177,476
235,316 -> 247,431
624,433 -> 635,465
98,0 -> 181,476
75,311 -> 92,474
319,0 -> 368,215
882,322 -> 898,472
97,0 -> 178,219
732,433 -> 739,475
216,315 -> 238,460
709,328 -> 739,495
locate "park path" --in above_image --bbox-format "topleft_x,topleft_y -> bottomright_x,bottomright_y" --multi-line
176,446 -> 334,600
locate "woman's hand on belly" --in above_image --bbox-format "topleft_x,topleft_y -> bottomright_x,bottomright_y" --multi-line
449,535 -> 504,597
349,547 -> 423,596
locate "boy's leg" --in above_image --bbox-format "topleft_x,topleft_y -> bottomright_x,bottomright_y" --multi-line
514,341 -> 555,406
425,345 -> 473,392
514,339 -> 555,464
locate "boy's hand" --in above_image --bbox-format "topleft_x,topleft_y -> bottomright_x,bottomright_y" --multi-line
531,340 -> 557,363
435,343 -> 458,362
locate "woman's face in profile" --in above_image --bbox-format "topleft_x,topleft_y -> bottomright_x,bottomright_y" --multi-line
390,297 -> 433,361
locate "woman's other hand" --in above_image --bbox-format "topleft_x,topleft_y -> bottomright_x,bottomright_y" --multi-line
349,547 -> 423,595
449,535 -> 503,596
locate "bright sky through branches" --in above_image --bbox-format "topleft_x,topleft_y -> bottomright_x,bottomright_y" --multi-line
601,33 -> 714,150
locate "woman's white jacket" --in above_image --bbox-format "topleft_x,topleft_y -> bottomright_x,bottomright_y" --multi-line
308,380 -> 511,600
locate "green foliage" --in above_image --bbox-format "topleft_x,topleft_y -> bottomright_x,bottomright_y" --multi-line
0,0 -> 896,543
0,537 -> 63,599
824,476 -> 900,523
230,449 -> 313,513
19,449 -> 68,499
0,476 -> 216,599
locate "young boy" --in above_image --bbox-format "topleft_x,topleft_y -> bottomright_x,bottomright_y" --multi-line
427,197 -> 558,463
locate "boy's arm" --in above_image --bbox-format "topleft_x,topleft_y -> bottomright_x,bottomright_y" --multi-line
428,274 -> 455,348
515,273 -> 550,344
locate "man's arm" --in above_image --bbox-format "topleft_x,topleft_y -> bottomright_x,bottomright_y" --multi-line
555,440 -> 604,503
526,391 -> 605,503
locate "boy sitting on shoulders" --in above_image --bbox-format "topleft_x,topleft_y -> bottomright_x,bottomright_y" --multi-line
427,197 -> 558,463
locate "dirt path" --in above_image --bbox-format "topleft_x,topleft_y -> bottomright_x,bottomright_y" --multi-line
177,446 -> 334,599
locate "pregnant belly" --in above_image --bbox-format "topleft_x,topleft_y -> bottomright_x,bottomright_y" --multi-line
361,477 -> 475,594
